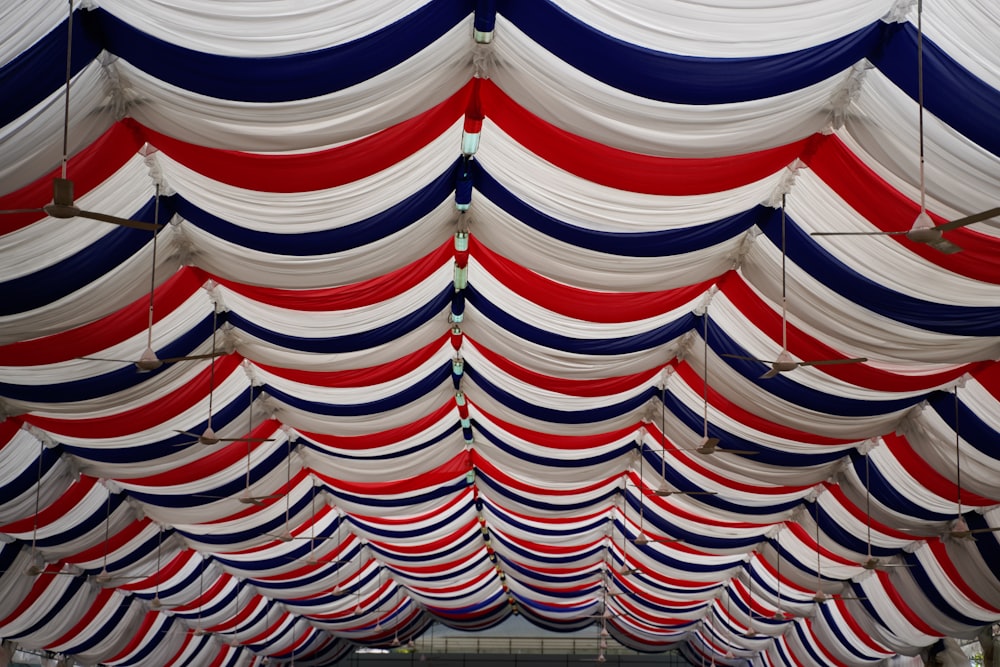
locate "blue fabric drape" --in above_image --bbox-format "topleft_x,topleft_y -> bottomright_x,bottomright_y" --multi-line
765,209 -> 1000,336
172,165 -> 455,255
83,3 -> 473,102
0,198 -> 159,316
476,420 -> 632,466
227,287 -> 452,354
467,287 -> 696,355
0,11 -> 100,127
870,23 -> 1000,157
711,324 -> 922,417
496,0 -> 894,104
475,165 -> 764,257
0,310 -> 218,403
465,365 -> 656,424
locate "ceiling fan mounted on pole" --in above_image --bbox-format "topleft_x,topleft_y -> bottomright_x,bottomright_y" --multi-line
810,0 -> 998,253
724,195 -> 866,378
0,1 -> 162,233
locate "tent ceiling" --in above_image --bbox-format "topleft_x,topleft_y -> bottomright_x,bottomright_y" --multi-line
1,1 -> 999,665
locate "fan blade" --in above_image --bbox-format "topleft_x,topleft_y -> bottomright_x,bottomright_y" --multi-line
697,436 -> 721,453
76,208 -> 163,231
95,571 -> 148,583
632,535 -> 678,545
16,566 -> 81,577
174,437 -> 274,446
79,356 -> 137,363
799,357 -> 867,367
655,489 -> 717,497
266,533 -> 338,542
82,352 -> 221,369
809,230 -> 909,237
238,494 -> 283,505
0,207 -> 44,215
191,492 -> 283,503
215,436 -> 275,443
158,353 -> 222,363
934,206 -> 1000,232
969,527 -> 1000,535
722,353 -> 773,364
862,557 -> 912,570
926,237 -> 962,254
172,429 -> 273,446
760,367 -> 781,379
665,442 -> 756,456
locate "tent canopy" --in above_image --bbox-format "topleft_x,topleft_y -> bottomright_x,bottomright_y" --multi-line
1,1 -> 999,665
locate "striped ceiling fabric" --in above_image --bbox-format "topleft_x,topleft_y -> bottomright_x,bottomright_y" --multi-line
1,1 -> 999,666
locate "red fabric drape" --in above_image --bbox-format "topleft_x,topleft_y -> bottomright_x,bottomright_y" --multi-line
805,135 -> 1000,283
473,401 -> 638,450
212,241 -> 452,310
124,80 -> 472,193
25,354 -> 244,438
0,475 -> 98,533
883,432 -> 997,506
719,273 -> 977,392
258,333 -> 449,387
471,235 -> 717,323
300,401 -> 455,450
480,79 -> 811,195
0,268 -> 205,365
672,361 -> 854,446
0,123 -> 144,234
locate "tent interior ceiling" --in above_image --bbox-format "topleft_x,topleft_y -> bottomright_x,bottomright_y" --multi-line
1,1 -> 999,665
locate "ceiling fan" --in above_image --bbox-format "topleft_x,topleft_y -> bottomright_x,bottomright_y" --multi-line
192,387 -> 283,505
610,502 -> 641,577
148,526 -> 167,609
696,315 -> 724,452
187,561 -> 211,638
809,503 -> 866,603
92,492 -> 141,584
771,544 -> 790,620
660,317 -> 756,457
724,195 -> 866,378
810,0 -> 998,253
80,185 -> 221,372
261,441 -> 340,544
629,441 -> 678,547
0,2 -> 161,233
858,453 -> 913,571
934,388 -> 1000,540
628,459 -> 682,545
584,603 -> 618,659
654,486 -> 717,497
264,438 -> 300,543
23,443 -> 46,576
742,561 -> 759,639
268,487 -> 342,546
173,314 -> 275,447
632,532 -> 678,546
16,464 -> 139,583
696,600 -> 719,667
